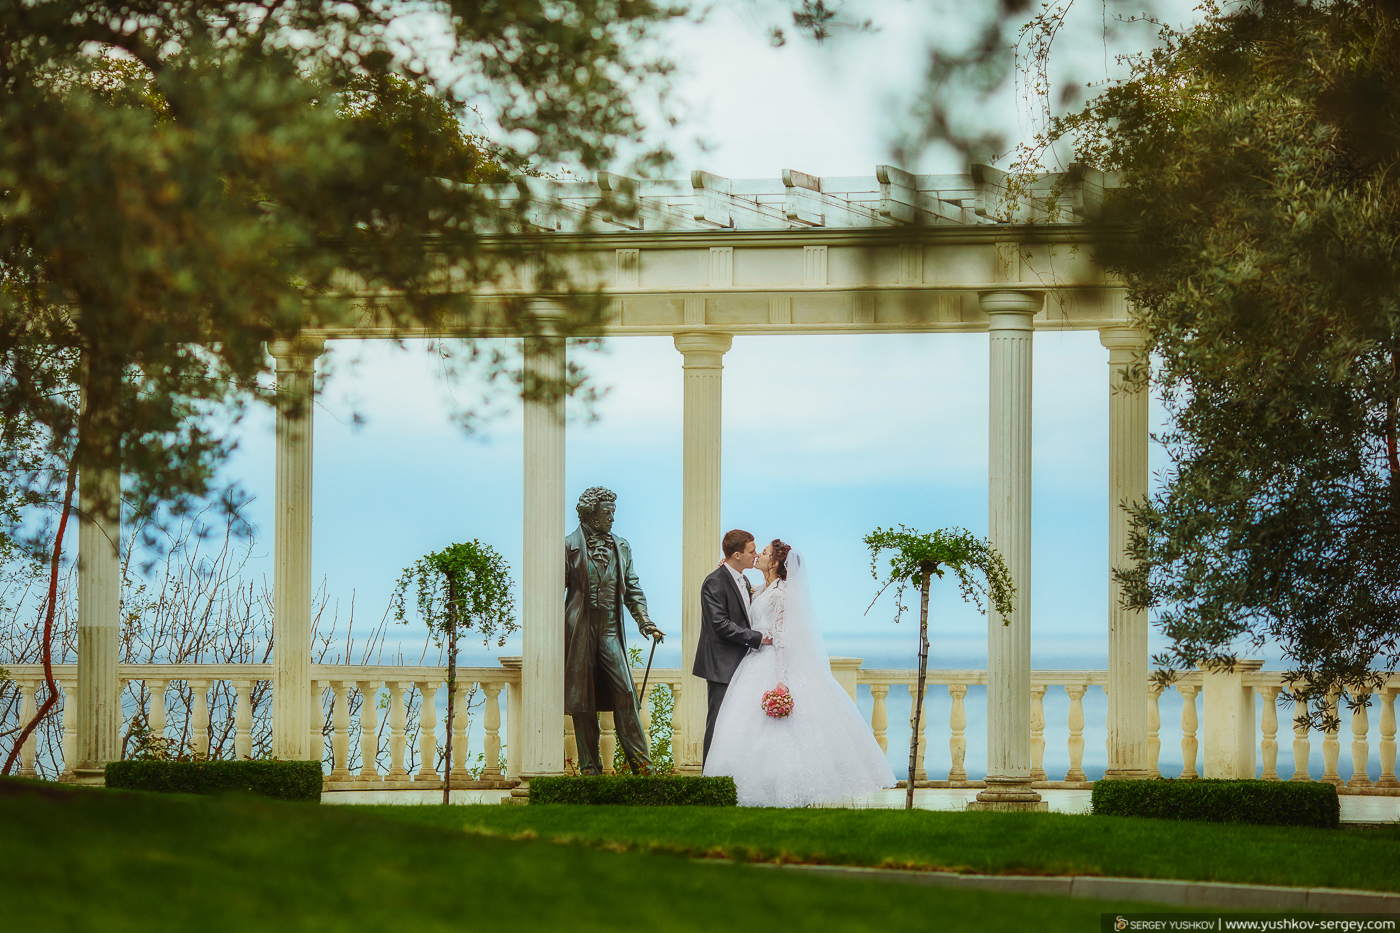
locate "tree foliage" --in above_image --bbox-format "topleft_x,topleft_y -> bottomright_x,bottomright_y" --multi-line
1056,0 -> 1400,723
864,525 -> 1015,623
392,541 -> 516,647
0,0 -> 680,539
865,524 -> 1013,807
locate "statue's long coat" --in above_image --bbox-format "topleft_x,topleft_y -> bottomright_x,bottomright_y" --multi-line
564,525 -> 651,715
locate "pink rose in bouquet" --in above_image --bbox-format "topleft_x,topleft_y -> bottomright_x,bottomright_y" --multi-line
761,685 -> 794,719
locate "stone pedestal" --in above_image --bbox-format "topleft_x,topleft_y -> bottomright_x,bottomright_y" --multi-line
1100,327 -> 1154,781
1201,660 -> 1264,779
674,332 -> 732,773
971,291 -> 1044,811
270,337 -> 325,760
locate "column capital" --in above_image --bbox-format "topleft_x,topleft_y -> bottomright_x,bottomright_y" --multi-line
673,331 -> 733,367
268,337 -> 326,372
978,290 -> 1042,330
1099,326 -> 1148,361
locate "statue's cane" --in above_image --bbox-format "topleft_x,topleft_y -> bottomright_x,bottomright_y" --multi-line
639,632 -> 659,698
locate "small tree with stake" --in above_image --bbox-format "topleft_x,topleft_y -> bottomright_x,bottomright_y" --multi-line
392,541 -> 516,804
865,525 -> 1015,810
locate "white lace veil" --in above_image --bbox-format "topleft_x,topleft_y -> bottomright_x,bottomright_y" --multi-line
775,547 -> 831,679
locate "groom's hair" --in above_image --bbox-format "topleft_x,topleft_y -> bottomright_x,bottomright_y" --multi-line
721,529 -> 754,558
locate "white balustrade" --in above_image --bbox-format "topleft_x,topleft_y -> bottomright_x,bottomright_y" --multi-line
6,662 -> 1398,795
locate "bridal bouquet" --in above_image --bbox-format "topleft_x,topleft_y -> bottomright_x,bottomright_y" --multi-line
761,686 -> 794,719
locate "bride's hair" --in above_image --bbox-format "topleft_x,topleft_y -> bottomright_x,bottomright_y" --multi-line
770,539 -> 792,581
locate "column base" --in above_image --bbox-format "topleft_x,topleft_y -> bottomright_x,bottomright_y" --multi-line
67,768 -> 108,786
966,799 -> 1049,812
968,778 -> 1044,811
1102,769 -> 1157,781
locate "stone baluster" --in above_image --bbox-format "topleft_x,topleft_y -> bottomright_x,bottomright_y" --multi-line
600,712 -> 617,774
1379,687 -> 1398,789
357,680 -> 381,782
908,682 -> 927,783
15,679 -> 38,777
1290,695 -> 1312,781
1148,683 -> 1163,777
1029,684 -> 1047,782
1321,690 -> 1342,786
948,684 -> 968,782
563,715 -> 578,775
450,686 -> 471,781
148,678 -> 168,746
329,681 -> 353,781
1258,686 -> 1280,780
414,681 -> 439,781
1179,684 -> 1199,779
385,682 -> 410,780
870,685 -> 889,755
482,682 -> 503,780
60,678 -> 78,778
233,680 -> 254,761
1064,685 -> 1087,782
1348,691 -> 1372,789
190,680 -> 211,759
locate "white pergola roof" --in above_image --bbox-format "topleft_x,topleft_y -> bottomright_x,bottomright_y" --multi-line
316,165 -> 1130,339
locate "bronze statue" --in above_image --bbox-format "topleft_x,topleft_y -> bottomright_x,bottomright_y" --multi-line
565,486 -> 663,774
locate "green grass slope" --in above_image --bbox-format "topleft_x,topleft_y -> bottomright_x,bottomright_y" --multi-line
0,778 -> 1165,932
369,803 -> 1400,892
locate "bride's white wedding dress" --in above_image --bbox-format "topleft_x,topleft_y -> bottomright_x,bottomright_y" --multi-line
703,549 -> 896,807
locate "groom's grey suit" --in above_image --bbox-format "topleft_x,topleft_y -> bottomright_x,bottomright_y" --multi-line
692,565 -> 764,764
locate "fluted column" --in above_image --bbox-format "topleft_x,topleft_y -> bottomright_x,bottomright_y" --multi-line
1101,327 -> 1153,780
519,305 -> 566,780
674,332 -> 733,773
74,461 -> 121,782
269,337 -> 325,761
972,291 -> 1044,810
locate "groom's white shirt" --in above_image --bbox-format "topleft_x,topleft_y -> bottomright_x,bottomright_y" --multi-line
724,563 -> 751,616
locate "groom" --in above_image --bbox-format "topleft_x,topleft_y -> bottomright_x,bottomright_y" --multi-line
693,529 -> 773,765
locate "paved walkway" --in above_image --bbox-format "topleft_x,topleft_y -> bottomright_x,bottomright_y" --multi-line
769,864 -> 1400,913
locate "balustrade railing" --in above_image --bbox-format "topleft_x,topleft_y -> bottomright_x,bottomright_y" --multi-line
5,660 -> 1398,792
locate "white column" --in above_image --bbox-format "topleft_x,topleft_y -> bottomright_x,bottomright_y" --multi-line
673,332 -> 732,773
74,461 -> 121,781
971,291 -> 1045,810
269,337 -> 325,761
519,306 -> 566,780
1100,327 -> 1153,780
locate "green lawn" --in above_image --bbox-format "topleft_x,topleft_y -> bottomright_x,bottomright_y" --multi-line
368,803 -> 1400,893
0,779 -> 1168,932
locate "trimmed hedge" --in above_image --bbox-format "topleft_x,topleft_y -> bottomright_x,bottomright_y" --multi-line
104,760 -> 323,803
529,774 -> 737,806
1091,778 -> 1339,829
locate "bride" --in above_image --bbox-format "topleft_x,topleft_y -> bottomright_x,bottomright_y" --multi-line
703,540 -> 896,807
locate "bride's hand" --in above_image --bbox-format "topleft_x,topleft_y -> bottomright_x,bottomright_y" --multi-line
761,634 -> 773,645
776,682 -> 787,692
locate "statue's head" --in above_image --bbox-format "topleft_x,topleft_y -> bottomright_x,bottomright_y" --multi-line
576,486 -> 618,533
